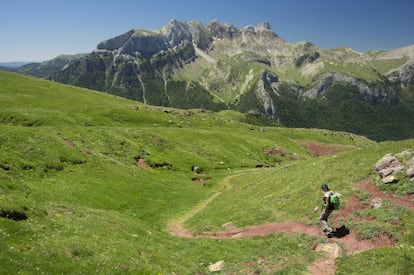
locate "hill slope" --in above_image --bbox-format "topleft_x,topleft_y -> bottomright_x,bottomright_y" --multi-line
1,71 -> 413,274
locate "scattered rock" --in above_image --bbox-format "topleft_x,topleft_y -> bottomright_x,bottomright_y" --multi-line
191,166 -> 200,173
382,175 -> 399,184
314,243 -> 343,258
370,197 -> 382,209
208,260 -> 225,272
314,206 -> 320,212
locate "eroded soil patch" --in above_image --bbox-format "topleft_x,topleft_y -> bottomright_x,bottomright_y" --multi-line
301,141 -> 355,157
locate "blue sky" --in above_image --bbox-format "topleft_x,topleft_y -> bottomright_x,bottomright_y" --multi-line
1,0 -> 414,62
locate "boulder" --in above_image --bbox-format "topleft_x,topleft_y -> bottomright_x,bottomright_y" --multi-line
370,197 -> 382,209
382,175 -> 399,184
374,154 -> 404,178
208,260 -> 225,272
315,243 -> 343,258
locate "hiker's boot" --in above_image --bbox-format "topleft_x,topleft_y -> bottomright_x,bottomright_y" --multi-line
322,227 -> 333,233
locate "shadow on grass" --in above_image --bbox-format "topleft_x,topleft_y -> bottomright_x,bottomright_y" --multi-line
332,225 -> 350,238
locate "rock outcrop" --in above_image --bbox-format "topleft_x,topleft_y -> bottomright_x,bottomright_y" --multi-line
255,70 -> 278,116
374,153 -> 405,179
374,151 -> 414,184
303,72 -> 393,104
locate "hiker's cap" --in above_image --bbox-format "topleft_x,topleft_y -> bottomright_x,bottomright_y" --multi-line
321,184 -> 329,191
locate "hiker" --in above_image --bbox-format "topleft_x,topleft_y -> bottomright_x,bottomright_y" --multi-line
319,184 -> 339,237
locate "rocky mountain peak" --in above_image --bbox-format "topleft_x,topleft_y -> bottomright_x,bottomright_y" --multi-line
255,22 -> 273,32
206,20 -> 239,39
160,19 -> 193,46
96,29 -> 135,51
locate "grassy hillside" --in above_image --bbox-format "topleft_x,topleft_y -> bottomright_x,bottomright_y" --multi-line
1,71 -> 413,274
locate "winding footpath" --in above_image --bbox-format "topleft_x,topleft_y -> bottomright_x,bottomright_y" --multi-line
167,174 -> 413,274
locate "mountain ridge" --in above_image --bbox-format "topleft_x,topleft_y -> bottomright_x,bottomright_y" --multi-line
3,19 -> 414,140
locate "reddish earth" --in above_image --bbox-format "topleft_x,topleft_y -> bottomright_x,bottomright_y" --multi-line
63,139 -> 75,147
191,173 -> 211,184
357,179 -> 414,211
191,177 -> 210,184
168,179 -> 414,274
169,204 -> 394,255
301,141 -> 354,157
136,158 -> 148,169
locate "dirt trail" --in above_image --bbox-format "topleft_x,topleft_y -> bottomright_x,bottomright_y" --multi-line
168,188 -> 396,253
358,179 -> 414,211
167,175 -> 413,274
168,143 -> 413,273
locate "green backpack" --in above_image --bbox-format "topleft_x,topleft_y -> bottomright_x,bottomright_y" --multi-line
329,192 -> 340,210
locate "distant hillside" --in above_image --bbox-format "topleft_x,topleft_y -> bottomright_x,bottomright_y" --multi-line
5,20 -> 414,141
2,54 -> 86,78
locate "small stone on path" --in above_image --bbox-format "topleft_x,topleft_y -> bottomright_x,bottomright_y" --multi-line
208,260 -> 225,272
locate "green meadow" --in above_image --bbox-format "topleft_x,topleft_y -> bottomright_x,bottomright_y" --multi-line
1,71 -> 413,274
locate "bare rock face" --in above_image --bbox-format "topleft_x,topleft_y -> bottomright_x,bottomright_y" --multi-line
97,29 -> 135,51
160,19 -> 193,47
255,71 -> 279,116
121,34 -> 169,58
255,21 -> 273,32
97,20 -> 196,58
206,20 -> 239,40
386,62 -> 414,84
304,72 -> 391,104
